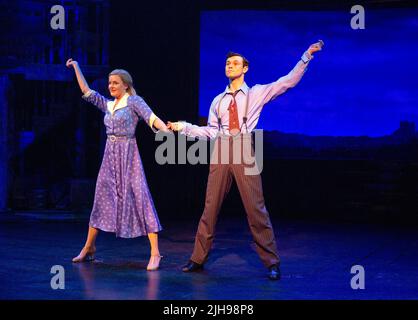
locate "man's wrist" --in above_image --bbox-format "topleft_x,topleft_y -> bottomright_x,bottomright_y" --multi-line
301,51 -> 313,64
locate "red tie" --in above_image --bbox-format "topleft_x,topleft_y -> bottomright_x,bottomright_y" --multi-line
229,91 -> 240,135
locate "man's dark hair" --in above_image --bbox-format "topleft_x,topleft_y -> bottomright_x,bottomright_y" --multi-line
226,52 -> 249,67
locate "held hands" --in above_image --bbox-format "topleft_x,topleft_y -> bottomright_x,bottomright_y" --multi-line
167,121 -> 184,132
66,58 -> 78,68
158,123 -> 171,133
153,117 -> 171,133
307,40 -> 324,55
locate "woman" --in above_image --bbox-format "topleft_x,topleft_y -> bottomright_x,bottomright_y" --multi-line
66,58 -> 168,271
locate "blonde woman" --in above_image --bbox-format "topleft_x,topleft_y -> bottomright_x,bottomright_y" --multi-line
66,58 -> 168,271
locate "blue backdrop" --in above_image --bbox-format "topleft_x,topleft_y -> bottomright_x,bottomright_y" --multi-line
199,9 -> 418,137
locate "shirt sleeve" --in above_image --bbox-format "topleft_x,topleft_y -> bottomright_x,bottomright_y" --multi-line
82,89 -> 109,113
252,51 -> 313,107
180,98 -> 219,139
130,95 -> 158,132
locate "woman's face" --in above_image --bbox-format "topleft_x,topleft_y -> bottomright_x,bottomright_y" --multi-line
108,75 -> 128,99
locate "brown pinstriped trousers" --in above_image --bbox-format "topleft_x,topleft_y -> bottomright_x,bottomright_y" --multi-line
190,136 -> 280,268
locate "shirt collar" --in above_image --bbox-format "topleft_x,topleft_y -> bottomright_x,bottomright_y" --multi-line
107,92 -> 130,114
224,82 -> 249,96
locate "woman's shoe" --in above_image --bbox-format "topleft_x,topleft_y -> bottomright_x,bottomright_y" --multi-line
147,255 -> 163,271
72,247 -> 96,263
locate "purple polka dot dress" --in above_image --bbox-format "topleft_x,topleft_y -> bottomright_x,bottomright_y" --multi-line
82,90 -> 162,238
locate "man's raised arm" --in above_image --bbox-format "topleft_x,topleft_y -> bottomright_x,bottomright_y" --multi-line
255,41 -> 323,105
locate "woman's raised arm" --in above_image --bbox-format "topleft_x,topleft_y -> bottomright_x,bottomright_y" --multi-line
66,58 -> 90,94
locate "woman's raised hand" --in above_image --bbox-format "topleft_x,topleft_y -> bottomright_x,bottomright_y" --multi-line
66,58 -> 78,68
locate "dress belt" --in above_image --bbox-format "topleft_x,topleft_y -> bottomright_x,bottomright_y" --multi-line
107,135 -> 134,142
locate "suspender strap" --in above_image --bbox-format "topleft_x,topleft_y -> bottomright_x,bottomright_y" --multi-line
216,94 -> 228,134
241,90 -> 250,133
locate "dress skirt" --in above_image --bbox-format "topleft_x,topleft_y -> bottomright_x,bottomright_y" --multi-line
89,137 -> 162,238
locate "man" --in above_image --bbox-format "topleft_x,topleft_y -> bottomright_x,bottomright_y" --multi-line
168,41 -> 323,280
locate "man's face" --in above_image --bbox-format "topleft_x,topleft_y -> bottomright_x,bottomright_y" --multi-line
225,56 -> 248,79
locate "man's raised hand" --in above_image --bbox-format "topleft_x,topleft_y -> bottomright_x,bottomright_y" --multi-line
308,40 -> 324,55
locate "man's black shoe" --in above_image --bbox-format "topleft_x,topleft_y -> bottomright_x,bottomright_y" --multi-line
268,264 -> 281,280
182,260 -> 204,272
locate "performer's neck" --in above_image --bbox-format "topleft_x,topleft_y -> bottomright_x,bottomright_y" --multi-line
228,76 -> 244,92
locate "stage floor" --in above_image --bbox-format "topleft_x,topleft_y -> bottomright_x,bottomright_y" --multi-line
1,212 -> 417,300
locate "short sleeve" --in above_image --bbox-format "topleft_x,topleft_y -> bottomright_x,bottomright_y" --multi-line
82,90 -> 109,113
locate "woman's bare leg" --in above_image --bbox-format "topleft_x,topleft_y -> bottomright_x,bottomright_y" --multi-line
147,232 -> 162,270
72,226 -> 99,262
148,232 -> 160,256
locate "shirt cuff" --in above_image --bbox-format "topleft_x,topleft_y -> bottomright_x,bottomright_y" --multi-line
301,51 -> 313,64
82,89 -> 94,98
179,121 -> 189,135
